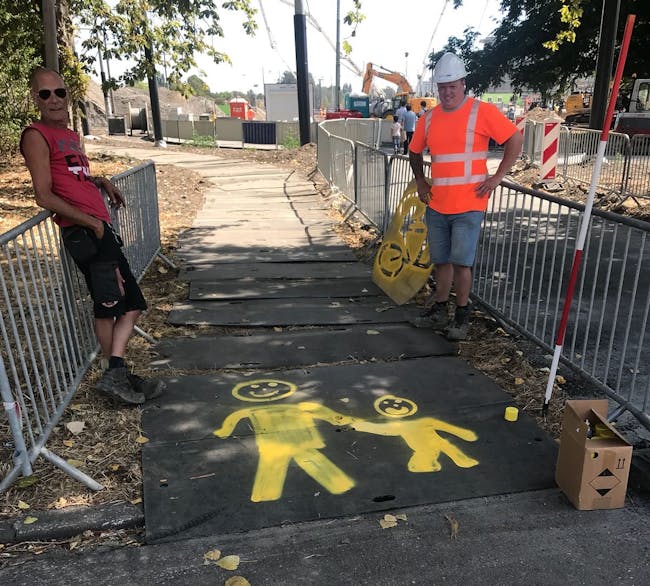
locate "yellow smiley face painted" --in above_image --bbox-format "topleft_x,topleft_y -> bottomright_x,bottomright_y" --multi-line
232,379 -> 297,402
373,394 -> 418,418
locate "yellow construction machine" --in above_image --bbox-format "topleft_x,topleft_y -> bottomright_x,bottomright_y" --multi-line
362,63 -> 436,119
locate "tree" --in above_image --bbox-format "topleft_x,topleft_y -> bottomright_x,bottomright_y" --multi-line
433,0 -> 650,101
278,70 -> 297,84
341,0 -> 365,56
0,1 -> 42,156
73,0 -> 257,94
187,74 -> 211,97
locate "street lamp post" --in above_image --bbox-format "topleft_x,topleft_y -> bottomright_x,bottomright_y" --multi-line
294,0 -> 311,144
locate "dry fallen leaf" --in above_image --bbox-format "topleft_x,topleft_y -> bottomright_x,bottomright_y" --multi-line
225,578 -> 251,586
555,375 -> 566,384
216,555 -> 240,570
514,377 -> 524,385
203,548 -> 222,562
17,500 -> 30,510
395,514 -> 407,521
444,514 -> 459,539
63,440 -> 74,447
23,516 -> 38,525
379,514 -> 398,529
136,435 -> 149,444
366,329 -> 380,335
131,498 -> 142,505
66,459 -> 85,468
66,421 -> 85,435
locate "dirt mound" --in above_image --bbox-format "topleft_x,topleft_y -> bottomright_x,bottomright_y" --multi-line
84,80 -> 265,130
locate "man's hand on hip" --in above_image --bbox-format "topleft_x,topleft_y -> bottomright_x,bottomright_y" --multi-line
475,175 -> 501,197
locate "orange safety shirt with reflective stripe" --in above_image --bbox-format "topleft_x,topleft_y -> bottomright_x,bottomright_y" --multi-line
409,97 -> 518,214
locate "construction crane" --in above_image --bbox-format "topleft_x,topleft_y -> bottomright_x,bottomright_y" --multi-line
258,0 -> 364,78
416,0 -> 450,93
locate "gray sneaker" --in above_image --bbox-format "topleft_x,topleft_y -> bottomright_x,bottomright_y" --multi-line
128,372 -> 166,400
445,305 -> 471,341
96,367 -> 145,405
410,302 -> 449,330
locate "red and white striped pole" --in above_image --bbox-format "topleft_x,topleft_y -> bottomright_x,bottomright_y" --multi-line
540,121 -> 560,181
543,14 -> 636,415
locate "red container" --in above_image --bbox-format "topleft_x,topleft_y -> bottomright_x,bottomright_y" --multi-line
229,99 -> 249,120
325,109 -> 363,120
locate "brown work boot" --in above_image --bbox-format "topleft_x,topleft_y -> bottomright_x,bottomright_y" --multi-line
96,367 -> 145,405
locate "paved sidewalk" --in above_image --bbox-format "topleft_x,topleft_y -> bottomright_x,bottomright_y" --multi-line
2,142 -> 648,585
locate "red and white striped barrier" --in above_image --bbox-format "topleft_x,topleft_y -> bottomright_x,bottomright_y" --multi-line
515,115 -> 526,135
540,121 -> 560,181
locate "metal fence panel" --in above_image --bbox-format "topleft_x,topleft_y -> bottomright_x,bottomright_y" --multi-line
1,163 -> 164,493
476,182 -> 650,426
623,134 -> 650,201
329,135 -> 355,200
316,118 -> 650,428
560,128 -> 629,195
355,144 -> 388,229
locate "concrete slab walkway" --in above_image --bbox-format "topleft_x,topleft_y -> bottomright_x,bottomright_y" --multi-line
39,141 -> 646,584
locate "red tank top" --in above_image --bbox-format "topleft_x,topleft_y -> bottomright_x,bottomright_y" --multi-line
20,122 -> 111,227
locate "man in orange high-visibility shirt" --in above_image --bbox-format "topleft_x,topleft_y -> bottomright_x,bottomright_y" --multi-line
408,53 -> 523,341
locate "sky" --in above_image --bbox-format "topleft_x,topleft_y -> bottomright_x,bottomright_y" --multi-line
197,0 -> 504,93
87,0 -> 505,95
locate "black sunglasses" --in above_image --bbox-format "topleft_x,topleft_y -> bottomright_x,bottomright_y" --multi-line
38,88 -> 67,100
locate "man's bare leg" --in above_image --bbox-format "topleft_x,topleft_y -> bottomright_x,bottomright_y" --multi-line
434,263 -> 453,302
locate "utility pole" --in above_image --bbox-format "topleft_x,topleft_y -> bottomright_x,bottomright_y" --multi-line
294,0 -> 311,144
103,31 -> 116,115
335,0 -> 341,110
43,0 -> 59,72
590,0 -> 621,130
96,36 -> 113,119
144,44 -> 166,148
42,0 -> 58,70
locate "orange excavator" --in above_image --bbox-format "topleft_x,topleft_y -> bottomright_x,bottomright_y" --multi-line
362,63 -> 436,119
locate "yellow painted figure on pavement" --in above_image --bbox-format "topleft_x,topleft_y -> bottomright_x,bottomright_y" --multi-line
352,394 -> 479,472
213,379 -> 356,502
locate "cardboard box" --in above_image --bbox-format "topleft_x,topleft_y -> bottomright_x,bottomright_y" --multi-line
555,399 -> 633,510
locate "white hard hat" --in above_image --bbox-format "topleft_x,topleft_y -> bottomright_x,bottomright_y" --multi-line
433,52 -> 468,83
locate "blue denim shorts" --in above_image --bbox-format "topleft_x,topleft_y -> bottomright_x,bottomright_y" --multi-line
425,208 -> 485,267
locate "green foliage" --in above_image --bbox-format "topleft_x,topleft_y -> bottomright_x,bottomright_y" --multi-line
190,131 -> 216,148
543,0 -> 584,51
436,0 -> 650,102
186,75 -> 211,97
73,0 -> 257,90
278,71 -> 297,84
342,0 -> 364,55
281,132 -> 300,150
0,1 -> 41,157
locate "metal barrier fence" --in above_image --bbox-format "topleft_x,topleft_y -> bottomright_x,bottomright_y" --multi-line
475,182 -> 650,428
1,162 -> 167,493
522,122 -> 650,202
318,120 -> 650,429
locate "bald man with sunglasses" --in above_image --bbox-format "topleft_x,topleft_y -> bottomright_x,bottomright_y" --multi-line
20,67 -> 164,405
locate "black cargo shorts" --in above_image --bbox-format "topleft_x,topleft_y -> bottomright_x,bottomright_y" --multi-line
62,222 -> 147,319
